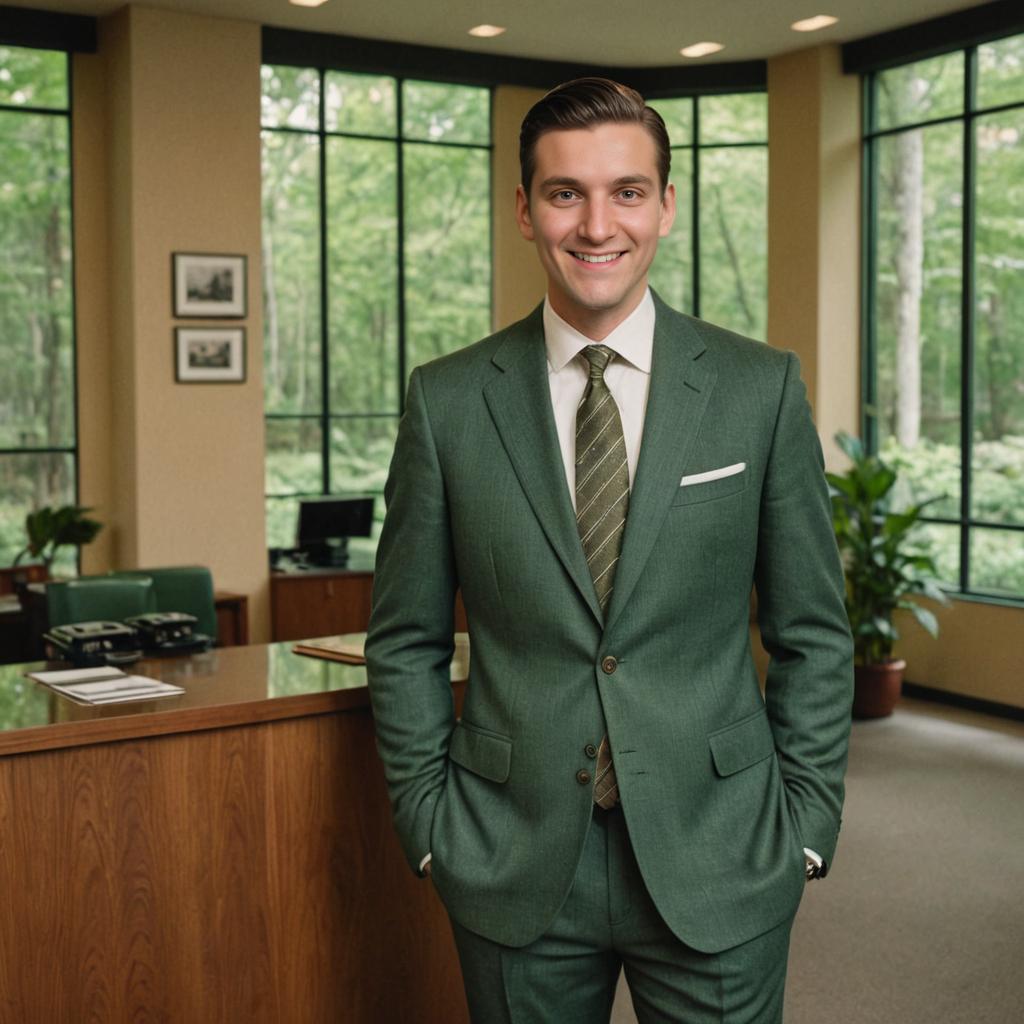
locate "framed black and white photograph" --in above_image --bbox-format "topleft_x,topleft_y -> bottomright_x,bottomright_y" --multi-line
172,252 -> 247,318
174,327 -> 246,383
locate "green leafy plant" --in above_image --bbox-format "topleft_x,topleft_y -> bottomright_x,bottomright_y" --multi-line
827,432 -> 948,666
12,504 -> 103,571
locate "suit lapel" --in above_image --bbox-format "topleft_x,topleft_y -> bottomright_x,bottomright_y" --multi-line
604,297 -> 717,634
483,307 -> 605,626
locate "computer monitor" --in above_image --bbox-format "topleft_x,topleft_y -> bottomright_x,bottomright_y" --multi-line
296,496 -> 374,568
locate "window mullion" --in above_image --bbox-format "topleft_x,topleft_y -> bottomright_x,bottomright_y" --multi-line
862,73 -> 879,453
691,96 -> 700,318
959,47 -> 977,592
396,81 -> 408,417
318,68 -> 331,495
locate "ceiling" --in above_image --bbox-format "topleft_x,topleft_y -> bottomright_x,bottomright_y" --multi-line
11,0 -> 987,66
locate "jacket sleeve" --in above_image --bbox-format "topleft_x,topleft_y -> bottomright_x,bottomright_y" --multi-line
365,367 -> 458,874
754,352 -> 854,869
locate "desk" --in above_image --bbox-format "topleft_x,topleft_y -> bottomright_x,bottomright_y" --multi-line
0,644 -> 469,1022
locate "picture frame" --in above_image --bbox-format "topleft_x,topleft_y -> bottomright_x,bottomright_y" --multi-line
174,327 -> 246,384
172,252 -> 247,318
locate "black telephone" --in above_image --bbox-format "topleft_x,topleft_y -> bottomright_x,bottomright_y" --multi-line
125,612 -> 212,655
44,621 -> 142,667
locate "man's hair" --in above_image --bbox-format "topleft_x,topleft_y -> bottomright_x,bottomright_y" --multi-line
519,77 -> 671,196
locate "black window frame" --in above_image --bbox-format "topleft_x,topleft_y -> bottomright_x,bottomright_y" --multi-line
848,2 -> 1024,605
260,66 -> 495,529
650,90 -> 768,330
0,38 -> 82,570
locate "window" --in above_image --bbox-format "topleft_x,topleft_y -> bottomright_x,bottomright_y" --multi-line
260,66 -> 492,556
0,46 -> 76,569
647,92 -> 768,340
863,33 -> 1024,600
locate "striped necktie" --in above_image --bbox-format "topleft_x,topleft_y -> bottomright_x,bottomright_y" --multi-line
575,344 -> 628,809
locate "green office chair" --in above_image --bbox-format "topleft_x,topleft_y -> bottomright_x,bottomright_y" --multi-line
114,566 -> 218,641
47,576 -> 157,628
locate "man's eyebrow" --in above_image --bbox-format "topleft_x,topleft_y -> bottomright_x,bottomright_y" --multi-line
536,174 -> 656,191
537,176 -> 585,191
610,175 -> 655,188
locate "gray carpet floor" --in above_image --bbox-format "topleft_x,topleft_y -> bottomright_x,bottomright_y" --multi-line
611,697 -> 1024,1022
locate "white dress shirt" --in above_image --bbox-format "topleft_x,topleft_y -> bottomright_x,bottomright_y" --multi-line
543,290 -> 655,508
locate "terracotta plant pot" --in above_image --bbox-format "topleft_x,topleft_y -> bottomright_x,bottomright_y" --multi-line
853,659 -> 906,719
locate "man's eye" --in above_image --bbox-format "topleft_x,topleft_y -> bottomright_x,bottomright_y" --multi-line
619,189 -> 639,200
555,190 -> 576,201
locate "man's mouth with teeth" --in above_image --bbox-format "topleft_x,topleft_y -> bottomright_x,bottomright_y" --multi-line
572,252 -> 623,263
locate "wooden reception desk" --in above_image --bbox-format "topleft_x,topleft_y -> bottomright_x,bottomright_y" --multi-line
0,644 -> 469,1023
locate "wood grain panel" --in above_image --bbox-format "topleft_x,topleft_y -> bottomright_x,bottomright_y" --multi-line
271,571 -> 468,641
271,572 -> 375,642
0,706 -> 469,1022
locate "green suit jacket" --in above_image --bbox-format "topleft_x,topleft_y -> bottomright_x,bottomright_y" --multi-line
365,294 -> 853,954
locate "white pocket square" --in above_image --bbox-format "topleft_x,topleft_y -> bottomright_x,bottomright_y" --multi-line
679,462 -> 746,487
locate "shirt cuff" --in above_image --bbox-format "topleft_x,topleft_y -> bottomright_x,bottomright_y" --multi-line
803,847 -> 825,878
418,852 -> 433,875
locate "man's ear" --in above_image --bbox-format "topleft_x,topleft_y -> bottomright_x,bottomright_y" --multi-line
515,184 -> 534,242
658,182 -> 677,239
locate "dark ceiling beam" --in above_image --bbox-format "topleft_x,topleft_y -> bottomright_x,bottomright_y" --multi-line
262,26 -> 767,93
0,4 -> 97,52
842,0 -> 1024,74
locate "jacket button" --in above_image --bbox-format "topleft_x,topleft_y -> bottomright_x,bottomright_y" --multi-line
601,655 -> 618,674
576,769 -> 591,785
584,744 -> 598,758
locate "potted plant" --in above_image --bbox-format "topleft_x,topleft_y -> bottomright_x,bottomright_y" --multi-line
827,432 -> 948,718
12,504 -> 103,576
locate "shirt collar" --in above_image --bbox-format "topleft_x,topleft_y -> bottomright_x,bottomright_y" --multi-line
543,289 -> 655,375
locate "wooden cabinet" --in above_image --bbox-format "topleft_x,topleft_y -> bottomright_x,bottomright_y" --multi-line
271,569 -> 374,641
213,590 -> 249,646
271,570 -> 467,642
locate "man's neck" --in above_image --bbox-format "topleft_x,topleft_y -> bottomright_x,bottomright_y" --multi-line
547,288 -> 649,342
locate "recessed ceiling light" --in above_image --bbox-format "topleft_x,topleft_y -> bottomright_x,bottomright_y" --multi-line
469,25 -> 507,38
680,42 -> 724,59
791,15 -> 839,32
289,0 -> 329,7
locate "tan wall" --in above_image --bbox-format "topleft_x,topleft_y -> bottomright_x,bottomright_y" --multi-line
73,5 -> 269,641
72,47 -> 115,573
767,44 -> 860,467
492,85 -> 547,330
897,600 -> 1023,710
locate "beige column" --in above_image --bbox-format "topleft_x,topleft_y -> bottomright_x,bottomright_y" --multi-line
492,85 -> 546,330
767,44 -> 861,469
73,5 -> 269,641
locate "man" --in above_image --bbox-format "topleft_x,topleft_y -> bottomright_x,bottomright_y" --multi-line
366,78 -> 853,1022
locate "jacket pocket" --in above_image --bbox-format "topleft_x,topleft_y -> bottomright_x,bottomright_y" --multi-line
672,469 -> 748,507
708,706 -> 776,777
449,719 -> 512,783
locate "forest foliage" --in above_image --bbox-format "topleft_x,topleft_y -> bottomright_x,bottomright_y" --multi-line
0,46 -> 74,569
871,36 -> 1024,595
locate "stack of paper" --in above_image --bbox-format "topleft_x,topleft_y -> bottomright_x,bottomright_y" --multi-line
27,666 -> 185,706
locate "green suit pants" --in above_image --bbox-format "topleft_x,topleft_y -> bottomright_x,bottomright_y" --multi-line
450,807 -> 794,1023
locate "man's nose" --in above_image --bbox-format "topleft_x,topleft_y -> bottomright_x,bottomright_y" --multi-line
579,200 -> 615,242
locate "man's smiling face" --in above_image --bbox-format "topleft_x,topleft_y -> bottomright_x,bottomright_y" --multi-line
516,122 -> 675,340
